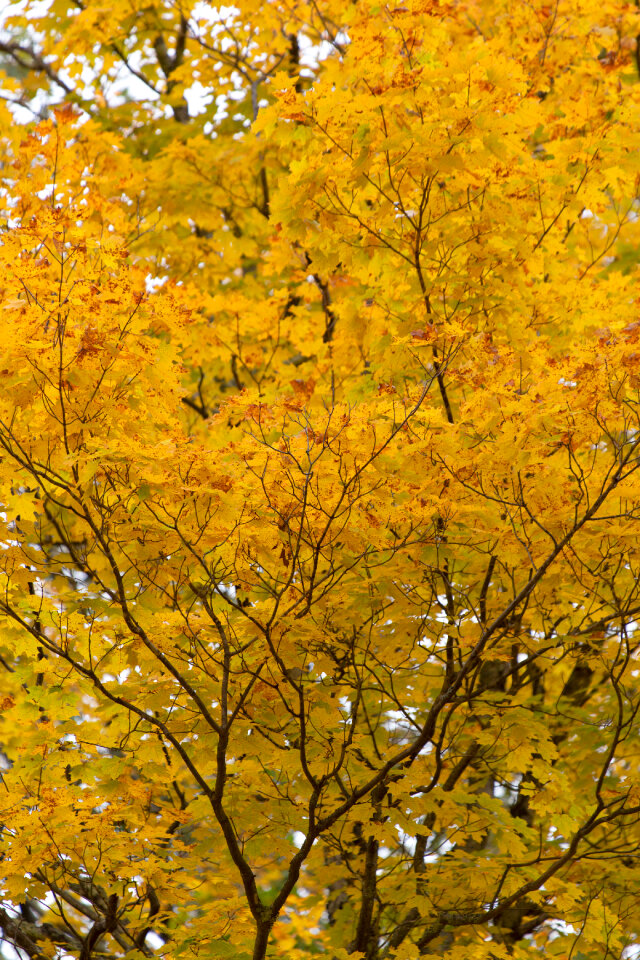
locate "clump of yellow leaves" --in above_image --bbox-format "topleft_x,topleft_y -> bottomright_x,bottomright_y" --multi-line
1,1 -> 640,959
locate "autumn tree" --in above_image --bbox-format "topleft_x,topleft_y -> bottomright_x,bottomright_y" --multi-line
2,1 -> 640,958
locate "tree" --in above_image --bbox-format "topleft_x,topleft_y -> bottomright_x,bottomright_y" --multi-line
1,0 -> 640,958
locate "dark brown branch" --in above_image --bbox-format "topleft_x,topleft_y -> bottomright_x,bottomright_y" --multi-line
0,907 -> 45,958
478,554 -> 496,625
351,835 -> 379,957
0,41 -> 73,94
79,894 -> 118,960
153,16 -> 190,123
181,368 -> 209,419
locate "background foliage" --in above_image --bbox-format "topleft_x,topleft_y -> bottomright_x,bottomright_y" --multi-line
2,1 -> 640,958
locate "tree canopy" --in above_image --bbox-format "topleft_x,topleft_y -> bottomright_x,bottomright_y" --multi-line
2,1 -> 640,958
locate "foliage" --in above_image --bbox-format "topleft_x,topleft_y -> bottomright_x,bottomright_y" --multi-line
2,1 -> 640,958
